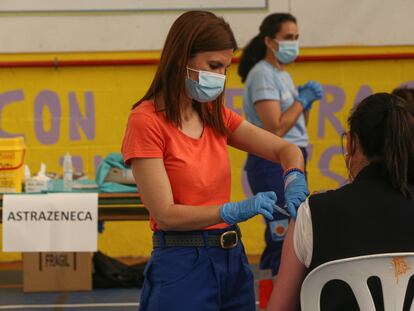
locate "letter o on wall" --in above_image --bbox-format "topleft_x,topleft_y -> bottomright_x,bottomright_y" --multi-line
34,90 -> 61,145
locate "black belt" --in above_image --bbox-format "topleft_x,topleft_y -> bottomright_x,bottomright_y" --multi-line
153,227 -> 241,249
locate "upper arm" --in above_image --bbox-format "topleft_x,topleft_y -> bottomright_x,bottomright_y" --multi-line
228,120 -> 291,164
249,67 -> 280,105
121,109 -> 172,223
255,99 -> 282,132
246,70 -> 301,135
130,158 -> 174,223
121,109 -> 164,165
266,220 -> 307,311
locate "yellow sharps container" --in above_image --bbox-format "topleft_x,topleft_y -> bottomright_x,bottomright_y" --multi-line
0,137 -> 26,193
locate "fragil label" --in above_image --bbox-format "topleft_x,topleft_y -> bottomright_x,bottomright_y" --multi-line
2,193 -> 98,252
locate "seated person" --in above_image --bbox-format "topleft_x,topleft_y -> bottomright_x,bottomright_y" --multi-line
267,92 -> 414,311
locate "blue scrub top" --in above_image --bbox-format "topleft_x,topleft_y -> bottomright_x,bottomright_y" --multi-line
242,60 -> 308,147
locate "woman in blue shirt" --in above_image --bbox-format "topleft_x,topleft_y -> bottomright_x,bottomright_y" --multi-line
238,13 -> 323,276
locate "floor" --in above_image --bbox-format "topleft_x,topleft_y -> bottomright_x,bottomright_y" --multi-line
0,256 -> 272,311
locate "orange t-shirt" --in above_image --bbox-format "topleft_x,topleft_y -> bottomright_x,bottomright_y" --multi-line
121,101 -> 243,231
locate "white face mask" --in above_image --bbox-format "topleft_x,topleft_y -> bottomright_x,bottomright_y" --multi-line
274,40 -> 300,64
185,67 -> 226,103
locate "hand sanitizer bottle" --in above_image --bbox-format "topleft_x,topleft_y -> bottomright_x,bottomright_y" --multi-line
63,153 -> 73,192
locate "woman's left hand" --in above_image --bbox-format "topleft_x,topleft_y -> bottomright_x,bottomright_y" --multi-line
297,81 -> 324,111
284,169 -> 309,219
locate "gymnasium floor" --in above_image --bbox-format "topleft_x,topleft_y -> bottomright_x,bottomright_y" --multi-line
0,261 -> 269,311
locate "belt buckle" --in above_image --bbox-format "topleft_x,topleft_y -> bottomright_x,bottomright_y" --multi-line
220,230 -> 238,249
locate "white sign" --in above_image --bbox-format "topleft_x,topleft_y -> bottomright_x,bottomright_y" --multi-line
2,193 -> 98,252
0,0 -> 267,12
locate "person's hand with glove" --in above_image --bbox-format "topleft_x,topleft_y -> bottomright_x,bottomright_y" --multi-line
220,191 -> 277,225
283,169 -> 309,219
296,80 -> 324,111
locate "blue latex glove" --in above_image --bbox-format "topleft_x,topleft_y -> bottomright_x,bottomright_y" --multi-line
297,85 -> 311,110
220,191 -> 277,225
305,80 -> 324,97
284,170 -> 309,219
296,81 -> 324,111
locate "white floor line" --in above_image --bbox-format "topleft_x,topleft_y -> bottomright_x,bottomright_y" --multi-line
0,301 -> 261,309
0,302 -> 139,309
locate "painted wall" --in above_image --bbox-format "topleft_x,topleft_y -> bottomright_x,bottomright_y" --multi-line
1,47 -> 413,261
1,0 -> 414,53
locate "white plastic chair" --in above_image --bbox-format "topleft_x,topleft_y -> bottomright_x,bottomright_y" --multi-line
300,253 -> 414,311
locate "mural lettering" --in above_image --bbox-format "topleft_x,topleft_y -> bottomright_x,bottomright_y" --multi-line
0,89 -> 97,173
0,81 -> 410,188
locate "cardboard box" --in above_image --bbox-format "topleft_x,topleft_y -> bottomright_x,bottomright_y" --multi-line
23,252 -> 92,292
24,178 -> 49,193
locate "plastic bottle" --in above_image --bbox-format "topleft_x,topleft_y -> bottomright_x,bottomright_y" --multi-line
63,152 -> 73,192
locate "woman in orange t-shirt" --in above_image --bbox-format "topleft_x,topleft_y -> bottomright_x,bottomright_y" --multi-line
122,11 -> 308,311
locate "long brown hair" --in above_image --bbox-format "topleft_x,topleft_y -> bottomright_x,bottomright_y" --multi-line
348,93 -> 414,198
133,11 -> 237,136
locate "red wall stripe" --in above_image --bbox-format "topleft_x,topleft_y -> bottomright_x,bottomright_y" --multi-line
1,53 -> 414,68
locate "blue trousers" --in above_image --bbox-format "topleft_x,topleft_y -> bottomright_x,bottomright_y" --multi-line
139,228 -> 256,311
246,147 -> 307,276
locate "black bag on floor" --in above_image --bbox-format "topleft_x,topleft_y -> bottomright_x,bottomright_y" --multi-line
92,251 -> 146,288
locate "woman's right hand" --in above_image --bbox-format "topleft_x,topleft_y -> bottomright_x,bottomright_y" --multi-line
220,191 -> 277,225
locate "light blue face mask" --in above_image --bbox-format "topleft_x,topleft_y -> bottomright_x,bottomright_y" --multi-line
274,40 -> 299,64
185,67 -> 226,103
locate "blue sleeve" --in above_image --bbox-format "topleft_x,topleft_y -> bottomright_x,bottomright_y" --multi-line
250,69 -> 280,104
